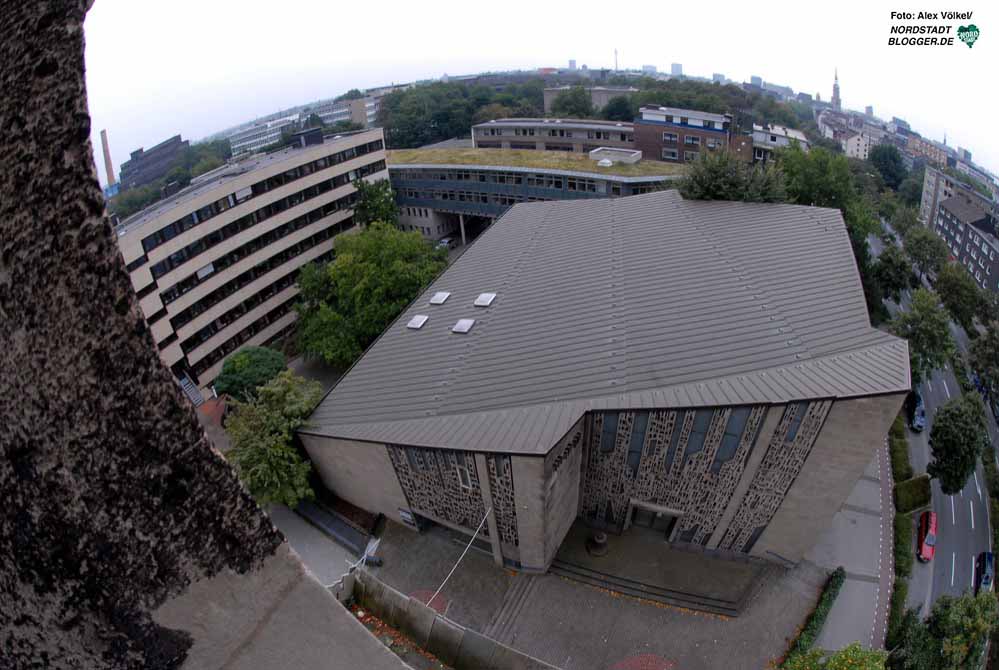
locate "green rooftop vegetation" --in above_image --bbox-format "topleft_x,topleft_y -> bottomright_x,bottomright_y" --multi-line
387,148 -> 687,178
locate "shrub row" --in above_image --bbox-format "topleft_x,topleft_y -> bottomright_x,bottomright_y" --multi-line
885,577 -> 908,651
894,474 -> 931,514
893,512 -> 914,580
951,351 -> 976,395
889,413 -> 914,482
783,566 -> 846,664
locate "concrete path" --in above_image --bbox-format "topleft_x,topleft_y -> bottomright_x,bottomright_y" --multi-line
806,444 -> 892,650
266,504 -> 353,586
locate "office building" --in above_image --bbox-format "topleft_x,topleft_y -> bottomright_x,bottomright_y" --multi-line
670,63 -> 682,76
229,116 -> 299,157
633,106 -> 733,163
543,86 -> 639,114
114,129 -> 388,399
299,190 -> 909,583
750,75 -> 763,87
471,118 -> 635,153
119,135 -> 190,191
388,146 -> 681,244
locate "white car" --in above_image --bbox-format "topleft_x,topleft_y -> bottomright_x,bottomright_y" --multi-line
436,237 -> 455,250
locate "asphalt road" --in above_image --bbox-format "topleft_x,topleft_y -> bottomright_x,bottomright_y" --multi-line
870,229 -> 994,612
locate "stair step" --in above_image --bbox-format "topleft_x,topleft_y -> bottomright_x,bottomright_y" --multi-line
549,560 -> 741,617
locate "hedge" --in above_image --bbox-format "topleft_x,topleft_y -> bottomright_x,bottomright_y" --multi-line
893,513 -> 914,580
885,578 -> 909,650
894,475 -> 931,514
950,351 -> 975,395
888,413 -> 914,481
783,566 -> 846,664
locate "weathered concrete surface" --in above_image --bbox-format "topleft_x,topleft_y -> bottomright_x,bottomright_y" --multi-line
0,4 -> 405,669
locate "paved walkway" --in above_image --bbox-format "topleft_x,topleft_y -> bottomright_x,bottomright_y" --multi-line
266,504 -> 353,586
806,444 -> 892,650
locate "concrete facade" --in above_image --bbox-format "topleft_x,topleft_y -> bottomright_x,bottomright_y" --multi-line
119,134 -> 190,190
472,118 -> 635,153
115,129 -> 388,392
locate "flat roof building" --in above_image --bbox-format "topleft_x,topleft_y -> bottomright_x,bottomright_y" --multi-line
119,134 -> 190,191
115,128 -> 388,400
299,190 -> 909,587
634,106 -> 735,164
472,118 -> 635,154
751,124 -> 809,162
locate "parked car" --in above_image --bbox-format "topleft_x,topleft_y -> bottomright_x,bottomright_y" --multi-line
906,390 -> 927,432
435,237 -> 456,251
975,552 -> 994,595
916,511 -> 937,563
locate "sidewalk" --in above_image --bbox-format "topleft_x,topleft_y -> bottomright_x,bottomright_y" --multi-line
806,444 -> 892,650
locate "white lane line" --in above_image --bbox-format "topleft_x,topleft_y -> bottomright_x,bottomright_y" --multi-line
945,363 -> 950,371
943,380 -> 951,398
970,499 -> 975,530
951,495 -> 956,524
975,471 -> 982,500
928,379 -> 934,392
952,552 -> 956,587
972,555 -> 976,589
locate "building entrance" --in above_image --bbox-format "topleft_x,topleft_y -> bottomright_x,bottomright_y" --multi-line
628,505 -> 678,540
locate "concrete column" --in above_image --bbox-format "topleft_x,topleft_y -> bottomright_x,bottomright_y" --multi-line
459,214 -> 467,246
474,453 -> 504,567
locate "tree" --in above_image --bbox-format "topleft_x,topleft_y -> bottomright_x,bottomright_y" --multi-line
213,346 -> 286,402
926,591 -> 997,669
352,178 -> 399,228
550,86 -> 594,118
785,643 -> 887,670
888,607 -> 939,670
226,371 -> 323,508
898,168 -> 925,207
870,144 -> 907,190
780,145 -> 855,211
935,263 -> 982,333
875,245 -> 914,302
971,324 -> 999,400
296,223 -> 448,368
905,227 -> 950,280
928,394 -> 986,494
602,95 -> 634,122
335,88 -> 364,101
891,289 -> 955,384
678,150 -> 786,203
472,102 -> 515,125
305,112 -> 325,128
892,206 -> 920,240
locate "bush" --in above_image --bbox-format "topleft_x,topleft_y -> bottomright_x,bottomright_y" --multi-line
886,578 -> 909,650
894,513 -> 914,579
213,346 -> 286,402
785,566 -> 846,662
951,352 -> 975,394
889,417 -> 914,481
894,475 -> 931,513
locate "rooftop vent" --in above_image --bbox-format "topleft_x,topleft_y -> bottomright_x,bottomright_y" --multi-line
597,158 -> 613,167
407,314 -> 429,329
452,319 -> 476,334
474,292 -> 497,307
430,291 -> 451,305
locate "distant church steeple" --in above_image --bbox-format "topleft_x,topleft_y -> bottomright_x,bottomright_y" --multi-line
831,69 -> 841,111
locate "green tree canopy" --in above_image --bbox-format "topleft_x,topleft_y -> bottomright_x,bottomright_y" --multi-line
869,144 -> 907,190
935,262 -> 982,333
472,102 -> 516,125
214,346 -> 286,402
926,591 -> 997,669
875,245 -> 914,303
905,227 -> 950,279
336,88 -> 364,101
928,393 -> 987,494
226,371 -> 324,508
898,168 -> 925,207
550,86 -> 594,118
892,206 -> 920,240
678,150 -> 786,203
352,178 -> 399,228
780,145 -> 855,211
971,324 -> 999,399
305,112 -> 325,128
602,95 -> 634,121
296,222 -> 448,368
785,643 -> 887,670
891,289 -> 955,384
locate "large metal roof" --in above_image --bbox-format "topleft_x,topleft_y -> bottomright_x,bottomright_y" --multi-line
303,190 -> 910,454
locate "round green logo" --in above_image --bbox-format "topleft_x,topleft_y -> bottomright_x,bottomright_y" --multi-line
957,24 -> 980,48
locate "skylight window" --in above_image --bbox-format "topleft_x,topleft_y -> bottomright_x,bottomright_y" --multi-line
430,291 -> 451,305
407,314 -> 429,329
452,319 -> 475,333
474,292 -> 496,307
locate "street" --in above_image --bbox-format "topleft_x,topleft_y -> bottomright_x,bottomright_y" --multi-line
869,229 -> 995,614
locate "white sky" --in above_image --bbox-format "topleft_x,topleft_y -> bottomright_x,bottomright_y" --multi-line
84,0 -> 998,186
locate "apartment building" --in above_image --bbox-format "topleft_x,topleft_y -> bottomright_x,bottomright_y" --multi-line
633,106 -> 733,164
115,129 -> 388,399
119,135 -> 190,190
919,165 -> 996,228
751,124 -> 809,162
906,135 -> 950,166
471,118 -> 635,153
312,96 -> 380,128
933,197 -> 997,291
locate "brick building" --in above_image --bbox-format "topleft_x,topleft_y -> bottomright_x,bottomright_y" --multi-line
633,106 -> 733,163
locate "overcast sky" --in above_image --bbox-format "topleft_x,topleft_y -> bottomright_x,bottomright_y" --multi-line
84,0 -> 997,186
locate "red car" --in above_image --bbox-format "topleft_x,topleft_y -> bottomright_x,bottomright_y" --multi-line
917,511 -> 937,562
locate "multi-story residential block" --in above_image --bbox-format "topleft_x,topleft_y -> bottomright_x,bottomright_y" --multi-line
906,135 -> 949,166
841,130 -> 874,160
299,190 -> 909,589
542,85 -> 638,114
920,165 -> 995,227
114,129 -> 388,399
311,96 -> 380,128
933,197 -> 996,291
119,135 -> 190,190
751,124 -> 809,162
471,118 -> 635,153
229,115 -> 299,157
388,147 -> 682,244
633,106 -> 733,164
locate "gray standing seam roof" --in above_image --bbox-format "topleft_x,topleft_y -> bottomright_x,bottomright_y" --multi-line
303,190 -> 909,454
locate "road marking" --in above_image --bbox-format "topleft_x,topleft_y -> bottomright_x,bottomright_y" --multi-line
951,496 -> 956,524
952,552 -> 956,587
970,499 -> 975,530
972,555 -> 976,589
943,380 -> 951,398
975,471 -> 982,500
927,379 -> 934,392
